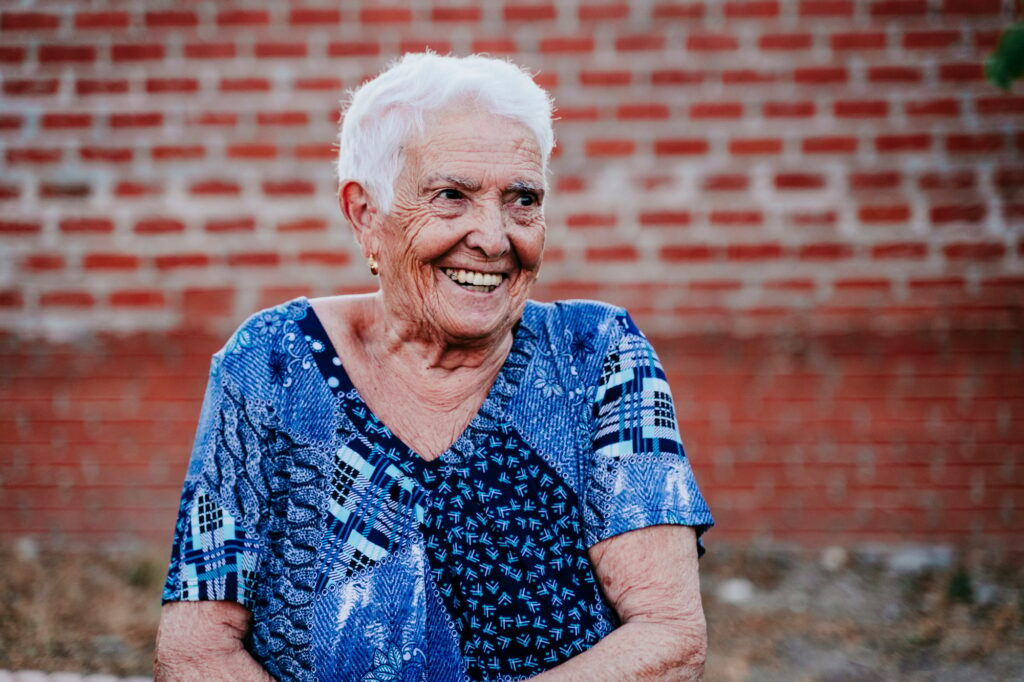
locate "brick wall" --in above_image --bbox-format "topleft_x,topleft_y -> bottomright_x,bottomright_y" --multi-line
1,0 -> 1022,555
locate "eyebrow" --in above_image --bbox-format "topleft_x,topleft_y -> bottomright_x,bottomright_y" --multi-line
422,175 -> 545,197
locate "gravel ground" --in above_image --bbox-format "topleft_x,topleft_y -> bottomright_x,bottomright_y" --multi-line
1,540 -> 1021,680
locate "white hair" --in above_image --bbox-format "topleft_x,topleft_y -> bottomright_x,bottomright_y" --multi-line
337,52 -> 555,213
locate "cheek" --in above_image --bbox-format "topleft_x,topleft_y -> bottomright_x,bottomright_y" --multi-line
514,222 -> 546,269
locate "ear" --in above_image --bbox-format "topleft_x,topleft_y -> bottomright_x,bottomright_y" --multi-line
339,180 -> 379,259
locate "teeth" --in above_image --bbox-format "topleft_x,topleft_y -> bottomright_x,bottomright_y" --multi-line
442,268 -> 503,288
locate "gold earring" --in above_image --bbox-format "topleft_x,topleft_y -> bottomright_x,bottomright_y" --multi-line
368,255 -> 379,276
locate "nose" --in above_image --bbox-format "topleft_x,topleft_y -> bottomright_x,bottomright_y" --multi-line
464,199 -> 510,257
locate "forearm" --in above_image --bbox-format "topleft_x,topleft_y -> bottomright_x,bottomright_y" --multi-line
532,620 -> 706,681
155,648 -> 275,682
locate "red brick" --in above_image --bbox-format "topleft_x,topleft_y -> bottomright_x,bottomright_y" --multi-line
20,254 -> 64,271
872,242 -> 928,259
946,134 -> 1003,154
687,34 -> 738,51
135,218 -> 184,234
704,174 -> 749,191
616,103 -> 670,120
0,184 -> 19,200
660,245 -> 715,261
875,134 -> 931,152
39,113 -> 89,129
799,0 -> 853,15
84,253 -> 139,271
976,97 -> 1024,116
641,212 -> 692,227
154,254 -> 211,270
255,42 -> 307,58
725,2 -> 779,18
205,217 -> 256,233
361,6 -> 413,22
799,243 -> 854,260
328,42 -> 381,57
470,39 -> 518,54
295,77 -> 342,92
722,70 -> 779,85
973,31 -> 1002,50
585,139 -> 635,157
4,79 -> 59,96
941,64 -> 985,84
39,45 -> 96,63
585,245 -> 638,262
566,213 -> 617,229
651,69 -> 705,85
279,218 -> 329,232
40,291 -> 94,308
930,204 -> 986,224
941,0 -> 1001,13
765,278 -> 815,291
75,12 -> 131,29
6,148 -> 62,164
221,78 -> 271,92
690,279 -> 742,291
184,42 -> 236,59
835,100 -> 888,117
691,102 -> 743,118
655,139 -> 709,155
227,144 -> 277,160
0,221 -> 41,235
2,11 -> 60,30
729,138 -> 783,155
145,11 -> 198,28
943,243 -> 1005,260
110,112 -> 162,128
652,3 -> 705,18
794,67 -> 847,84
918,170 -> 975,190
504,3 -> 557,20
294,144 -> 335,160
227,252 -> 281,267
711,210 -> 762,226
994,167 -> 1024,189
775,173 -> 825,190
831,32 -> 886,50
110,290 -> 166,307
905,99 -> 959,117
868,66 -> 922,83
871,0 -> 927,15
617,34 -> 665,51
80,147 -> 133,163
112,44 -> 164,61
217,10 -> 270,26
152,146 -> 204,161
76,79 -> 130,95
851,171 -> 901,189
290,7 -> 342,24
41,182 -> 89,198
189,180 -> 241,196
859,204 -> 911,223
556,106 -> 599,121
59,218 -> 113,234
298,251 -> 351,266
765,101 -> 815,117
0,46 -> 26,63
540,36 -> 594,53
727,243 -> 784,260
145,78 -> 199,94
190,112 -> 239,127
580,3 -> 630,20
760,33 -> 812,50
580,70 -> 632,86
263,180 -> 316,196
904,30 -> 961,49
116,182 -> 160,198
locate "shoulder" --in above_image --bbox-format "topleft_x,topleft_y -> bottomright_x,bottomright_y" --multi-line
524,299 -> 639,353
212,296 -> 313,392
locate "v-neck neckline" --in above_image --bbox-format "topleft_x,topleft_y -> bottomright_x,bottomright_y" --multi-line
294,296 -> 535,470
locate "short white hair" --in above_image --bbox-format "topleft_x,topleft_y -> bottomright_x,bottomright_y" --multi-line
337,52 -> 555,213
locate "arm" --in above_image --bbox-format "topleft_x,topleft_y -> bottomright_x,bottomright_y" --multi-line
533,525 -> 707,681
155,601 -> 275,681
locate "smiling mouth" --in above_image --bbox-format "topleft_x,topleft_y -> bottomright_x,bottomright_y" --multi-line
441,267 -> 506,293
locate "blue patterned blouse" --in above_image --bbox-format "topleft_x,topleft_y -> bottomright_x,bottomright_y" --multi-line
163,296 -> 713,681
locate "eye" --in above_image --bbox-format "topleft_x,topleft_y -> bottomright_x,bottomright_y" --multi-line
438,188 -> 464,201
515,192 -> 539,207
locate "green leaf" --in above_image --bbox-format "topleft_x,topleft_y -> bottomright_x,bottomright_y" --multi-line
986,21 -> 1024,91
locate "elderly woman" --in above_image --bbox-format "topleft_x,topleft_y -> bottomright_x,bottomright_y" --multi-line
156,53 -> 713,681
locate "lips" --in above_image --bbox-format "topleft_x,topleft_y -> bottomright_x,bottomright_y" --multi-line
441,267 -> 506,292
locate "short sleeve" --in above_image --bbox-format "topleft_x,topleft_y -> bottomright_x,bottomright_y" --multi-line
584,312 -> 714,552
162,354 -> 269,608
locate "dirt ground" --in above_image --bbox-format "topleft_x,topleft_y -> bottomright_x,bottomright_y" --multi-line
0,540 -> 1021,681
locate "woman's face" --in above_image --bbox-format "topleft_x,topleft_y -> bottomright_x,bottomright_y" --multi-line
370,104 -> 547,346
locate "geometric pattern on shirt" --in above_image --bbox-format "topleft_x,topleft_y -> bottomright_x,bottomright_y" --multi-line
316,436 -> 428,591
180,489 -> 261,606
421,422 -> 614,682
592,324 -> 684,461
